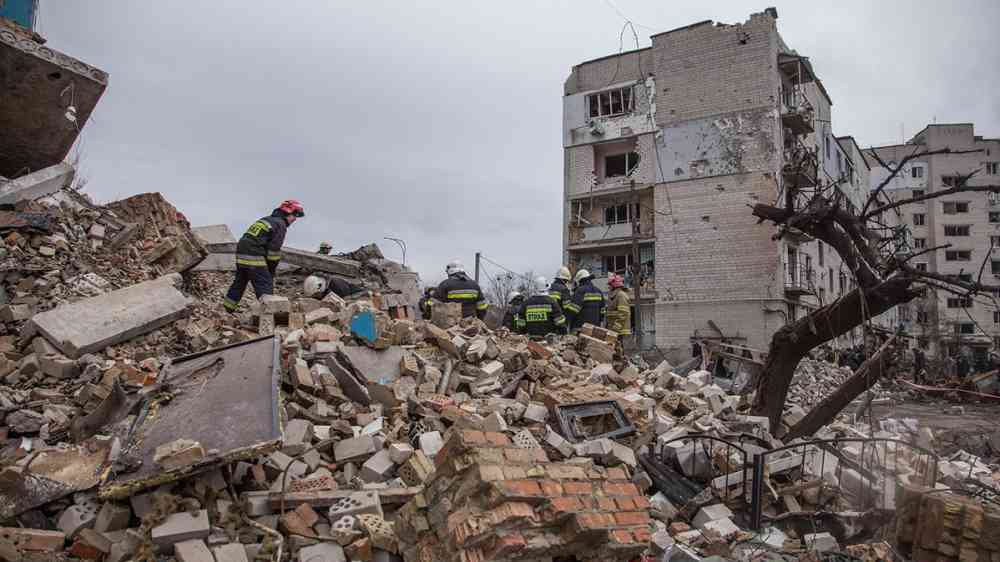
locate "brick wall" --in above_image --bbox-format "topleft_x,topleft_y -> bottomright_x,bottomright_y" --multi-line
565,49 -> 654,95
651,13 -> 778,127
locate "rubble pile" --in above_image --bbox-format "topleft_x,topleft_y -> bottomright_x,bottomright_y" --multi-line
1,190 -> 999,561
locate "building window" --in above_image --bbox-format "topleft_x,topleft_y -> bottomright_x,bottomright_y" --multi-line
818,241 -> 824,267
943,175 -> 961,187
993,260 -> 1000,275
604,152 -> 640,178
912,189 -> 925,198
828,267 -> 833,292
992,235 -> 1000,247
603,254 -> 634,275
603,203 -> 639,225
943,201 -> 969,214
943,225 -> 971,236
990,192 -> 1000,205
945,250 -> 971,261
954,323 -> 975,335
915,262 -> 928,272
911,166 -> 924,179
991,212 -> 1000,224
994,310 -> 1000,324
587,87 -> 634,118
913,213 -> 926,226
917,309 -> 929,324
986,162 -> 999,175
994,336 -> 1000,349
913,237 -> 927,249
946,297 -> 972,308
838,272 -> 846,294
824,136 -> 831,160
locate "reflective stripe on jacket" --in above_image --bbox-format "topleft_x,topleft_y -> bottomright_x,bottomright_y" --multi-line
565,280 -> 605,329
515,294 -> 566,336
433,274 -> 487,319
236,214 -> 288,267
606,288 -> 632,336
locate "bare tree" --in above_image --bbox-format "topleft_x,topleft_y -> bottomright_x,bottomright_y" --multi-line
483,270 -> 535,324
750,146 -> 999,435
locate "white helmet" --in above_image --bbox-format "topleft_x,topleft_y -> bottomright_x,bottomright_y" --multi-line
574,269 -> 592,284
507,290 -> 522,303
534,276 -> 548,295
304,275 -> 327,298
445,260 -> 465,276
555,266 -> 572,282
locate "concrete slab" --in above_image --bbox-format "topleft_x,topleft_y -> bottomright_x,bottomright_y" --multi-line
0,162 -> 74,205
280,247 -> 361,277
29,273 -> 191,358
192,224 -> 237,253
151,510 -> 210,550
0,20 -> 107,178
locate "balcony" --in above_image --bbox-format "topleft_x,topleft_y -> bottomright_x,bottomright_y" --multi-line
780,86 -> 815,135
784,263 -> 815,297
782,141 -> 818,188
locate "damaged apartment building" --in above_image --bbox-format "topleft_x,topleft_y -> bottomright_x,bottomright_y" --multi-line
868,124 -> 1000,361
563,8 -> 878,359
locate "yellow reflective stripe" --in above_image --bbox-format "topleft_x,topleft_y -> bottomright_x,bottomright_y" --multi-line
447,290 -> 479,299
554,316 -> 566,325
476,302 -> 489,310
223,297 -> 239,310
236,258 -> 267,266
525,306 -> 552,313
583,294 -> 603,302
617,305 -> 630,312
549,292 -> 561,301
266,255 -> 281,261
564,303 -> 581,313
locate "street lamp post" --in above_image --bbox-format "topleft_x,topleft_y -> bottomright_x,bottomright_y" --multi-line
384,237 -> 406,266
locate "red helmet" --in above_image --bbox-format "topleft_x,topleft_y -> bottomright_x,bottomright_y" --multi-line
278,199 -> 305,217
608,274 -> 624,289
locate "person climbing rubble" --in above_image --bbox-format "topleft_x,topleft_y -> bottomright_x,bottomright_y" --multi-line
564,268 -> 605,331
223,199 -> 304,312
433,260 -> 487,319
303,273 -> 366,300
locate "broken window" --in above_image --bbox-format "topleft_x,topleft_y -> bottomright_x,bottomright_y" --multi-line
913,237 -> 927,249
604,254 -> 634,275
912,166 -> 924,179
945,250 -> 972,261
985,162 -> 999,175
990,212 -> 1000,224
943,201 -> 969,214
603,203 -> 639,225
587,86 -> 634,118
915,262 -> 928,272
992,260 -> 1000,275
954,323 -> 975,335
555,400 -> 635,442
604,152 -> 640,178
944,225 -> 971,236
913,213 -> 926,226
946,297 -> 972,309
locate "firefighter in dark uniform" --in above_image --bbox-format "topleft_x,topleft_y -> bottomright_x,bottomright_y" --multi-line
549,266 -> 573,307
420,287 -> 435,321
515,277 -> 566,336
502,291 -> 524,330
563,269 -> 606,331
223,200 -> 304,312
433,260 -> 488,319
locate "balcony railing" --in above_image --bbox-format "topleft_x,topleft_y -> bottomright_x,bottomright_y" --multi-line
784,263 -> 815,297
780,86 -> 815,135
782,139 -> 819,188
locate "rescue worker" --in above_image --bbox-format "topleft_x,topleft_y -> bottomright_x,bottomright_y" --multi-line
549,266 -> 573,306
433,260 -> 488,319
606,274 -> 632,341
564,269 -> 605,331
420,287 -> 435,321
502,291 -> 524,331
223,200 -> 304,312
303,274 -> 365,300
515,277 -> 566,336
317,241 -> 333,255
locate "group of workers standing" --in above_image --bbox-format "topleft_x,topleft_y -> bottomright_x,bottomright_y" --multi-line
421,261 -> 633,341
221,202 -> 632,342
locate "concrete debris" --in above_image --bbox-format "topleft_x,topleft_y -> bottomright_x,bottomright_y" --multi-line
0,189 -> 994,562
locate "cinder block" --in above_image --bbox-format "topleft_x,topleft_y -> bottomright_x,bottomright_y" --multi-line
327,491 -> 383,520
282,419 -> 314,456
213,542 -> 251,562
174,539 -> 214,562
151,510 -> 210,549
361,450 -> 395,483
398,450 -> 434,486
57,504 -> 98,538
417,431 -> 443,459
522,402 -> 548,424
334,435 -> 378,462
299,542 -> 346,562
693,504 -> 734,529
387,443 -> 414,465
94,502 -> 131,533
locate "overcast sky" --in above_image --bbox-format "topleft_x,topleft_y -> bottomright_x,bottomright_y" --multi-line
38,1 -> 1000,285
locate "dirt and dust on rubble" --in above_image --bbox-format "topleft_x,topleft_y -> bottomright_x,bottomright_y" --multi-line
1,189 -> 999,562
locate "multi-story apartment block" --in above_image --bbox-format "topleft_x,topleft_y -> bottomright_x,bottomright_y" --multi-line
867,124 -> 1000,362
562,9 -> 870,360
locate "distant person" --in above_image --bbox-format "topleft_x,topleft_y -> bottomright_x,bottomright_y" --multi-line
564,269 -> 605,331
317,241 -> 333,255
502,291 -> 525,331
434,261 -> 487,319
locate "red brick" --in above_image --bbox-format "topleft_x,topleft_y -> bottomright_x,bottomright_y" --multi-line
596,497 -> 616,511
497,479 -> 542,498
615,497 -> 636,510
669,522 -> 690,535
605,482 -> 640,496
537,479 -> 563,497
632,496 -> 651,510
562,481 -> 593,495
575,512 -> 616,531
632,527 -> 652,544
490,532 -> 527,557
530,448 -> 549,463
504,449 -> 533,463
490,502 -> 537,526
483,432 -> 510,446
548,496 -> 582,517
613,511 -> 650,526
462,430 -> 487,445
611,529 -> 635,544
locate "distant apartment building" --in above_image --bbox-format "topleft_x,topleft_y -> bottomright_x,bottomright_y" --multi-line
562,9 -> 872,359
867,124 -> 1000,361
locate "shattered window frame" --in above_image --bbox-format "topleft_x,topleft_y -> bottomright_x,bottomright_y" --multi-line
603,151 -> 641,178
587,86 -> 634,119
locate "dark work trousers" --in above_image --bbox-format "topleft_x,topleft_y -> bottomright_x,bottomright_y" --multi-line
223,265 -> 273,311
